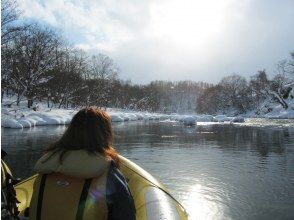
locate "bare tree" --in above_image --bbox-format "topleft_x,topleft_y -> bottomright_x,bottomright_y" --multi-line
10,24 -> 62,108
90,54 -> 117,79
267,54 -> 294,109
1,0 -> 26,102
44,48 -> 88,108
249,70 -> 271,108
86,54 -> 118,107
1,0 -> 27,46
218,74 -> 251,113
270,73 -> 289,109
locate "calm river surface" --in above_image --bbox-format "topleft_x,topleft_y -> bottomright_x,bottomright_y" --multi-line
2,119 -> 294,220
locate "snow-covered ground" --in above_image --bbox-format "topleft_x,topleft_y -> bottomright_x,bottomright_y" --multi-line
1,97 -> 293,129
0,106 -> 231,129
243,97 -> 294,119
1,99 -> 244,129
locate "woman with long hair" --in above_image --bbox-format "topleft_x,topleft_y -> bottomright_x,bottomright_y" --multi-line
29,107 -> 136,220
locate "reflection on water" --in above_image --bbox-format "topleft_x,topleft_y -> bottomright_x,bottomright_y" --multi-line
2,119 -> 294,220
185,184 -> 224,220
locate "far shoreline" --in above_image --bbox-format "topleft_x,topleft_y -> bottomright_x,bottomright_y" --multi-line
1,103 -> 294,129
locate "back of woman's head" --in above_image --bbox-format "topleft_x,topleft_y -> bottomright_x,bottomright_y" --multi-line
47,107 -> 119,165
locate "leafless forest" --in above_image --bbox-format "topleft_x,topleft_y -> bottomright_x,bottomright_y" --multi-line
2,0 -> 293,114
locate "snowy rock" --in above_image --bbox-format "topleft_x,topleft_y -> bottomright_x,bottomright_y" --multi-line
43,117 -> 62,125
65,116 -> 73,124
28,115 -> 47,126
25,118 -> 37,126
201,115 -> 214,122
122,114 -> 130,121
170,114 -> 181,121
147,114 -> 154,120
141,113 -> 148,120
2,119 -> 23,129
57,117 -> 67,124
214,115 -> 229,122
230,116 -> 245,123
178,115 -> 187,122
159,114 -> 169,120
26,113 -> 64,125
135,113 -> 144,120
153,115 -> 160,120
193,115 -> 213,122
183,116 -> 197,126
143,113 -> 153,120
110,114 -> 124,122
127,113 -> 138,121
18,119 -> 32,128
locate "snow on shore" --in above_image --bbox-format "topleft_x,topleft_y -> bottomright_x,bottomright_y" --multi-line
1,106 -> 246,129
1,98 -> 293,129
2,108 -> 75,128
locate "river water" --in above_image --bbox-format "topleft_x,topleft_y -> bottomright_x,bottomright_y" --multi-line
2,119 -> 294,220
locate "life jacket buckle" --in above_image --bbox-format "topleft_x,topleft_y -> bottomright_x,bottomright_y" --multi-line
56,180 -> 70,187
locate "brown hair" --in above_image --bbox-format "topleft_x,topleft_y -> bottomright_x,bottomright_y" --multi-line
46,107 -> 119,166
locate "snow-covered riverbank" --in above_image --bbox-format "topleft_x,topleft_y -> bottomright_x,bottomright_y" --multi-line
1,98 -> 294,129
1,101 -> 246,129
1,106 -> 241,129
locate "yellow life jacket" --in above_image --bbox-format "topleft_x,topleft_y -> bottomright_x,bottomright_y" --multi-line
29,150 -> 111,220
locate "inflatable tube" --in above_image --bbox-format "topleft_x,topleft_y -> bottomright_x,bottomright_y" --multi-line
14,155 -> 188,220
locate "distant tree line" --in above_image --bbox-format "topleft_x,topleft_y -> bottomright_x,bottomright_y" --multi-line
197,55 -> 294,115
1,0 -> 294,115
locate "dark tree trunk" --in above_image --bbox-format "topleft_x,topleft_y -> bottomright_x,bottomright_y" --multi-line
1,90 -> 4,103
276,94 -> 288,109
47,96 -> 50,108
58,98 -> 64,109
17,91 -> 21,106
27,99 -> 33,108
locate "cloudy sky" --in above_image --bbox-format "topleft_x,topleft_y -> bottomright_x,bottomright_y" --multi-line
19,0 -> 294,84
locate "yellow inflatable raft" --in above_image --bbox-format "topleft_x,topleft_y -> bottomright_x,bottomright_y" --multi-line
14,156 -> 189,220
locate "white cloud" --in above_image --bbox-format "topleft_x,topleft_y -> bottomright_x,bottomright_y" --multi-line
18,0 -> 294,84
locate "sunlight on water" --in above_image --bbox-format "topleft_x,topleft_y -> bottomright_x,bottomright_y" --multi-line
183,184 -> 223,220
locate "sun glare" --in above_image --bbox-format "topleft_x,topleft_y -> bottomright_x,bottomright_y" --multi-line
183,184 -> 223,220
150,0 -> 228,47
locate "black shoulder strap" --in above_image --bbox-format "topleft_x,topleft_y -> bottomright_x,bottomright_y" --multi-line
1,159 -> 20,219
76,178 -> 92,220
36,174 -> 47,220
